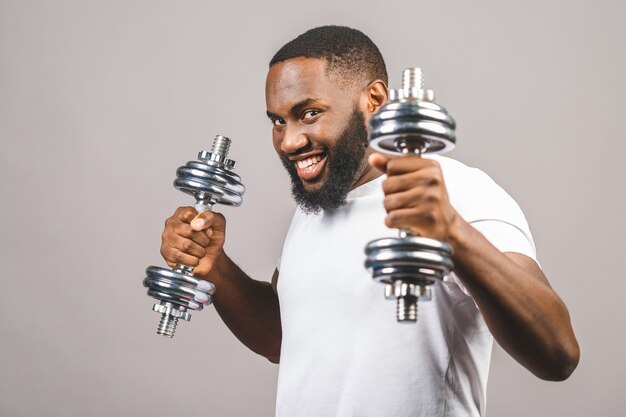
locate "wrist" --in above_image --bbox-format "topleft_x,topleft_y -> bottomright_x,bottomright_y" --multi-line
212,250 -> 229,276
196,250 -> 228,282
447,211 -> 472,256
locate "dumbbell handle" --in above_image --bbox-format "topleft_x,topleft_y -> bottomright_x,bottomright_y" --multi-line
397,147 -> 423,239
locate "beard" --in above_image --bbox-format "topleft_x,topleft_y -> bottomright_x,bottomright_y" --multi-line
280,107 -> 369,214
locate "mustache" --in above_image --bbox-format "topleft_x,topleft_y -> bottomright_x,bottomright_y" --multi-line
285,145 -> 327,159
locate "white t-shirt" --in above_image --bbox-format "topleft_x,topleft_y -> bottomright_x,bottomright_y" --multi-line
275,155 -> 537,417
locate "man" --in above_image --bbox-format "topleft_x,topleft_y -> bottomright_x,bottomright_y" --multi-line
160,26 -> 579,416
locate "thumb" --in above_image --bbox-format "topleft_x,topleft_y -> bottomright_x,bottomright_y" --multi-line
368,152 -> 390,173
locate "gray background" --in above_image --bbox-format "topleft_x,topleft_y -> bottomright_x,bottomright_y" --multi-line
1,0 -> 624,416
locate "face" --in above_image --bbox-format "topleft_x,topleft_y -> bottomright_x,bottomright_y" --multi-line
266,57 -> 373,213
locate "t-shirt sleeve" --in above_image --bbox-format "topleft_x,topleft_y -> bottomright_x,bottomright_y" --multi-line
448,218 -> 538,298
444,161 -> 538,260
470,219 -> 536,261
442,159 -> 539,297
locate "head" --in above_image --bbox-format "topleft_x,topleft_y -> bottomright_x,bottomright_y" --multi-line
266,25 -> 388,214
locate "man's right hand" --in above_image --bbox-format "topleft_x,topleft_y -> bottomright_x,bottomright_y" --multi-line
160,207 -> 227,277
161,207 -> 281,361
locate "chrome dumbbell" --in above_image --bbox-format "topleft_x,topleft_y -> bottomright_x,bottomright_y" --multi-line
143,135 -> 245,337
364,68 -> 456,322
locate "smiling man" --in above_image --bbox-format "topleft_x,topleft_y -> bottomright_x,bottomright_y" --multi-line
159,26 -> 579,417
266,38 -> 386,214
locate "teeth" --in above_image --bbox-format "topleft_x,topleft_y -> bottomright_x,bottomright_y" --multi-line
297,155 -> 322,169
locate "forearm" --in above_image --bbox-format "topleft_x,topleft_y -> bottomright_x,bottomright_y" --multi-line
199,253 -> 281,362
449,218 -> 579,380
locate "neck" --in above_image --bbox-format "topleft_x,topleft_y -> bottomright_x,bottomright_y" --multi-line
350,148 -> 383,190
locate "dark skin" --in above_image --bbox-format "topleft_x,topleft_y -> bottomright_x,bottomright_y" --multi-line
160,57 -> 579,379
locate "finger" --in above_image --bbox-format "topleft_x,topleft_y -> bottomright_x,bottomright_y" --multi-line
175,206 -> 198,223
161,235 -> 206,261
382,170 -> 437,194
368,153 -> 390,172
385,156 -> 438,176
383,188 -> 433,213
191,211 -> 226,232
385,208 -> 436,231
171,222 -> 211,247
170,235 -> 207,259
192,258 -> 215,277
161,246 -> 201,267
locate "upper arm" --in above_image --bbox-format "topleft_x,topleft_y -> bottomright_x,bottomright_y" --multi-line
504,252 -> 550,287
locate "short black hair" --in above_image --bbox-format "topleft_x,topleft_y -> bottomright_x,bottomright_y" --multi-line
270,25 -> 388,90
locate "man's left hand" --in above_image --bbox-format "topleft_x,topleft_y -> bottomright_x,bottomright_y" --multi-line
368,153 -> 461,242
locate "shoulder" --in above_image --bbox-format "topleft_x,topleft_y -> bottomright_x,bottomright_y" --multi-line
427,154 -> 491,187
431,155 -> 537,258
429,155 -> 527,224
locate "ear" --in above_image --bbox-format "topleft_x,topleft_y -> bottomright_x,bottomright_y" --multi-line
361,80 -> 388,116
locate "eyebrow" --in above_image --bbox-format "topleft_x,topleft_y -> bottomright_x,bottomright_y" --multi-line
266,98 -> 321,120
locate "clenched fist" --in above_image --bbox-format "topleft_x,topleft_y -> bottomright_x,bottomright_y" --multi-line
160,207 -> 227,277
369,153 -> 460,242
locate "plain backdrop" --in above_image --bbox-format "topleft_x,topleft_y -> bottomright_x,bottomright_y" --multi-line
1,0 -> 625,416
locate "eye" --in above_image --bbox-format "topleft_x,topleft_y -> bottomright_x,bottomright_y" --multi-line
272,118 -> 285,127
302,110 -> 320,120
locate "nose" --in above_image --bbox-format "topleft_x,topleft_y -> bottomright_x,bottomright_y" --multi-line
280,124 -> 309,155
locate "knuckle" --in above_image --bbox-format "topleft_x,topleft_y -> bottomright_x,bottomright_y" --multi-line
382,179 -> 390,193
427,174 -> 440,186
383,195 -> 394,211
178,206 -> 196,221
164,216 -> 174,228
181,239 -> 194,252
386,194 -> 405,211
172,250 -> 184,263
384,215 -> 394,228
162,232 -> 172,244
387,210 -> 400,224
382,178 -> 396,193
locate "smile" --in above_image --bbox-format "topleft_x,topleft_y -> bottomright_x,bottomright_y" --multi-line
295,153 -> 328,181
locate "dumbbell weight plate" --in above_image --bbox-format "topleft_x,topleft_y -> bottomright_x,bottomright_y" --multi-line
364,237 -> 453,285
368,101 -> 456,155
174,161 -> 244,207
144,266 -> 216,311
